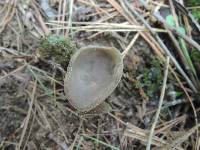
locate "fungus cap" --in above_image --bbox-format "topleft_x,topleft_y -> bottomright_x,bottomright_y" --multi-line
64,46 -> 123,112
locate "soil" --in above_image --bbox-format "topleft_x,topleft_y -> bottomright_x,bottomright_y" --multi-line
0,0 -> 200,150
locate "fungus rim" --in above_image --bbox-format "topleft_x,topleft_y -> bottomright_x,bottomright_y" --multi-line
64,46 -> 123,112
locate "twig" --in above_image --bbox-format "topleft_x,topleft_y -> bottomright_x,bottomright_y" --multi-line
40,0 -> 55,19
165,27 -> 188,69
57,0 -> 62,35
169,0 -> 179,27
67,0 -> 74,35
62,0 -> 67,35
146,57 -> 170,150
121,32 -> 140,59
32,0 -> 50,35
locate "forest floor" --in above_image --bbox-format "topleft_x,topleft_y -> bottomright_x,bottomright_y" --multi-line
0,0 -> 200,150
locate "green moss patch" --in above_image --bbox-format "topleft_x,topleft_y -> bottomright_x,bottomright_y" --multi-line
37,35 -> 76,69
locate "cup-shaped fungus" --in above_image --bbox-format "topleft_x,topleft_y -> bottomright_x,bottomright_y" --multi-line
64,46 -> 123,112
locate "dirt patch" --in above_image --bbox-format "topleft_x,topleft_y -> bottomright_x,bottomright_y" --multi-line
0,77 -> 28,142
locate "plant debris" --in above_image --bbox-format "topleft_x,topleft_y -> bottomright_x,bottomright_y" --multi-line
0,0 -> 200,150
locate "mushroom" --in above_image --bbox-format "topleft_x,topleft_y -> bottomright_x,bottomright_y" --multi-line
64,46 -> 123,112
64,32 -> 139,112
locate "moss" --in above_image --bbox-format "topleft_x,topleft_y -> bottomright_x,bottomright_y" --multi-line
191,48 -> 200,63
186,0 -> 200,20
37,35 -> 76,70
192,9 -> 200,21
134,58 -> 163,97
188,0 -> 200,6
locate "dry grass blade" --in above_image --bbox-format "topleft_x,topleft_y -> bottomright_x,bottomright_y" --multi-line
78,0 -> 110,15
47,21 -> 167,33
124,129 -> 177,149
109,112 -> 183,149
56,0 -> 62,35
43,104 -> 70,144
67,0 -> 74,35
164,123 -> 200,149
121,32 -> 140,58
169,0 -> 179,27
106,0 -> 124,16
0,0 -> 17,33
22,109 -> 36,150
146,57 -> 170,150
16,80 -> 37,150
0,64 -> 27,81
170,68 -> 199,148
31,0 -> 49,35
62,0 -> 67,35
69,119 -> 83,150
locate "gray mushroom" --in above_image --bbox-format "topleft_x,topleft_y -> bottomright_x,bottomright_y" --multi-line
64,46 -> 123,112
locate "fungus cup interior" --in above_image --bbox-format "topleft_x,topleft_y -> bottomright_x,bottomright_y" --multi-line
64,46 -> 123,111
